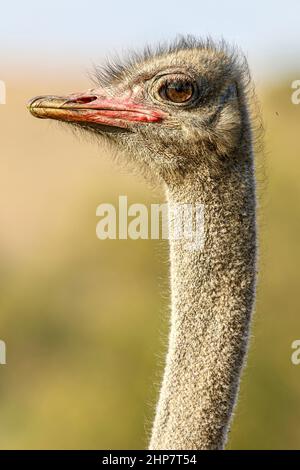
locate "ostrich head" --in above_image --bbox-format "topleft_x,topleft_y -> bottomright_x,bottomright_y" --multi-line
28,38 -> 249,182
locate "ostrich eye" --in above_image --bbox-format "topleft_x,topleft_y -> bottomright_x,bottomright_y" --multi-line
160,80 -> 194,103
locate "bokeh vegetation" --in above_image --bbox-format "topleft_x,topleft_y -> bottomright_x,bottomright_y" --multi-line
0,77 -> 299,449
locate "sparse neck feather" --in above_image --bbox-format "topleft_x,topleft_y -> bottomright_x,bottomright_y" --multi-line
149,143 -> 257,449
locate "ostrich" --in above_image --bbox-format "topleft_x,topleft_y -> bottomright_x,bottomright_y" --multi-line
28,37 -> 257,450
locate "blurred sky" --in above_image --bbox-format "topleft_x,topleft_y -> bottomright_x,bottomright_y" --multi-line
2,0 -> 300,81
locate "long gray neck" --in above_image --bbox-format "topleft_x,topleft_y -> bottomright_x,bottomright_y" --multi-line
149,153 -> 257,450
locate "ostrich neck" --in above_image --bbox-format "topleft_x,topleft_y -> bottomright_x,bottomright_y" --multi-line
150,154 -> 257,450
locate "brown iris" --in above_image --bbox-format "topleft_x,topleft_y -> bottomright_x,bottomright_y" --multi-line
160,80 -> 194,103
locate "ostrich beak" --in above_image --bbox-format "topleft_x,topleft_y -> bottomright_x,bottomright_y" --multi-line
27,89 -> 167,130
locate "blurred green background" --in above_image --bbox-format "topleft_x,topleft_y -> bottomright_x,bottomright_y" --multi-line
1,0 -> 300,450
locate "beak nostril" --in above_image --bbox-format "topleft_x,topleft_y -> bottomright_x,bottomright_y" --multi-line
69,95 -> 98,105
